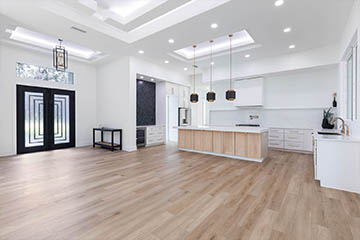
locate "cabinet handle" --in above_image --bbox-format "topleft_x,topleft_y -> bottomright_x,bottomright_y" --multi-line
288,136 -> 298,139
288,144 -> 299,147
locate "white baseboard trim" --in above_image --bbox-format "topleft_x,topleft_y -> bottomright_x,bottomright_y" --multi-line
320,182 -> 360,194
178,148 -> 264,162
123,146 -> 137,152
269,147 -> 313,155
0,151 -> 16,157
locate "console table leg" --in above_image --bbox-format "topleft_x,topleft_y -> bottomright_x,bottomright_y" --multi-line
111,131 -> 114,151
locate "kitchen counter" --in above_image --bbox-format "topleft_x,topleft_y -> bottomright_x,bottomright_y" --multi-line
177,126 -> 268,162
177,125 -> 269,133
314,129 -> 360,143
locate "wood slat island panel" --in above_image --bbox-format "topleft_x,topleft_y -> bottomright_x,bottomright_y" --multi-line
235,132 -> 248,156
212,131 -> 224,153
178,127 -> 269,162
178,129 -> 193,149
223,132 -> 235,155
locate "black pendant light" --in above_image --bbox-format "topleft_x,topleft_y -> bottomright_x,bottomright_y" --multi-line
226,34 -> 236,101
207,40 -> 216,102
190,45 -> 199,103
53,39 -> 68,72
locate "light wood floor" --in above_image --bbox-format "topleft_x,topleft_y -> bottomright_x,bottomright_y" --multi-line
0,144 -> 359,240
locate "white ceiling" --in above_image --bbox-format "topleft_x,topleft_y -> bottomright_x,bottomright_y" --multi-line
0,0 -> 355,74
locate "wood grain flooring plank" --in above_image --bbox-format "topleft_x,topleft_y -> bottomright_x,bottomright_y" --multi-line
0,145 -> 358,240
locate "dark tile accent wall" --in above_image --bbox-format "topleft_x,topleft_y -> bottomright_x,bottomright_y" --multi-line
136,80 -> 156,126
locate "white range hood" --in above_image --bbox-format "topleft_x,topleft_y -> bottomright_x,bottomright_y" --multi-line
233,77 -> 264,107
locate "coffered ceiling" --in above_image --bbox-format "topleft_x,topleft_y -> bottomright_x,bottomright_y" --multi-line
0,0 -> 355,74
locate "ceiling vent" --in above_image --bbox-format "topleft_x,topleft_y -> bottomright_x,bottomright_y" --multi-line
71,26 -> 87,34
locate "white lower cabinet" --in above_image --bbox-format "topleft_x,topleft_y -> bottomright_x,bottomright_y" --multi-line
268,128 -> 313,153
268,139 -> 284,148
146,126 -> 165,146
316,139 -> 360,194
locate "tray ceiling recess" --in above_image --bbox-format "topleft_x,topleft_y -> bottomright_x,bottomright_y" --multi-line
5,27 -> 103,60
174,30 -> 256,60
41,0 -> 232,43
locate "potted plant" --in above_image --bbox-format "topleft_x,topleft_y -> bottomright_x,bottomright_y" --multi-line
322,107 -> 335,129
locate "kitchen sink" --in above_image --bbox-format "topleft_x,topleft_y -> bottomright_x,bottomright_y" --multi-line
317,131 -> 342,136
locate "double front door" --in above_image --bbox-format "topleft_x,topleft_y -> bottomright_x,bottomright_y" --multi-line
16,85 -> 75,154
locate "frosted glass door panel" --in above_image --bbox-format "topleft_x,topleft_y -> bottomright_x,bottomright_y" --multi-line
54,94 -> 70,144
24,92 -> 44,147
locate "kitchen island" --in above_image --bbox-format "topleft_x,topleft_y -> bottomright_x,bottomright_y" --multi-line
178,126 -> 269,162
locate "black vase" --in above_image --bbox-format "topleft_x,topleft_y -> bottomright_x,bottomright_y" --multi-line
322,118 -> 334,129
332,97 -> 337,108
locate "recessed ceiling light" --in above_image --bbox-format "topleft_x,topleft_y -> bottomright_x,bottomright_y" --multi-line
289,44 -> 296,49
184,67 -> 188,71
150,78 -> 154,81
245,54 -> 251,58
211,23 -> 218,29
140,76 -> 144,79
168,38 -> 175,44
274,0 -> 284,6
164,60 -> 169,64
210,61 -> 215,65
138,50 -> 144,54
283,27 -> 292,33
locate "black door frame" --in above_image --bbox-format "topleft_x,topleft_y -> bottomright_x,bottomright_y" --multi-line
16,85 -> 75,154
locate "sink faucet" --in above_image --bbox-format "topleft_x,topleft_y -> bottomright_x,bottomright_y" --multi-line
330,117 -> 349,136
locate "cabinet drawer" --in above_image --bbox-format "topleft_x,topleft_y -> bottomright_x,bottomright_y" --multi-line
284,141 -> 304,150
285,129 -> 304,135
147,126 -> 156,131
268,140 -> 284,148
154,126 -> 165,131
146,138 -> 156,144
285,133 -> 304,142
269,132 -> 284,140
154,130 -> 165,135
146,131 -> 156,137
270,128 -> 284,135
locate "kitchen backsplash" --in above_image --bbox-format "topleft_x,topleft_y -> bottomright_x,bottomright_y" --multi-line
209,108 -> 326,129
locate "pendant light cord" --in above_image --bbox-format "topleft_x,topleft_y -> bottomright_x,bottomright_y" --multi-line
210,40 -> 213,92
193,45 -> 196,93
229,34 -> 233,90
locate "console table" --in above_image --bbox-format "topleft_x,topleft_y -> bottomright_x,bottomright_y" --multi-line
93,128 -> 122,151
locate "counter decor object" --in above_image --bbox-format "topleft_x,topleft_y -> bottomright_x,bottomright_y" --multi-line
322,108 -> 334,129
332,92 -> 337,108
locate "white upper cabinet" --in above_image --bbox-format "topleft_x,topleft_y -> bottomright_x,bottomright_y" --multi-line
233,78 -> 264,107
166,83 -> 179,96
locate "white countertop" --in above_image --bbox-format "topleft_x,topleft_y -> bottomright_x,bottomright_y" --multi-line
314,129 -> 360,143
177,125 -> 268,133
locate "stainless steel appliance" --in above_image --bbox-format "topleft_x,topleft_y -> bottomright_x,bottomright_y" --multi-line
178,107 -> 191,126
136,127 -> 146,147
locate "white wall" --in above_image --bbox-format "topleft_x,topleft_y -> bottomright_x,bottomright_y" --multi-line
129,57 -> 190,87
207,66 -> 339,129
0,43 -> 97,156
96,56 -> 189,151
96,56 -> 136,151
263,66 -> 338,109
